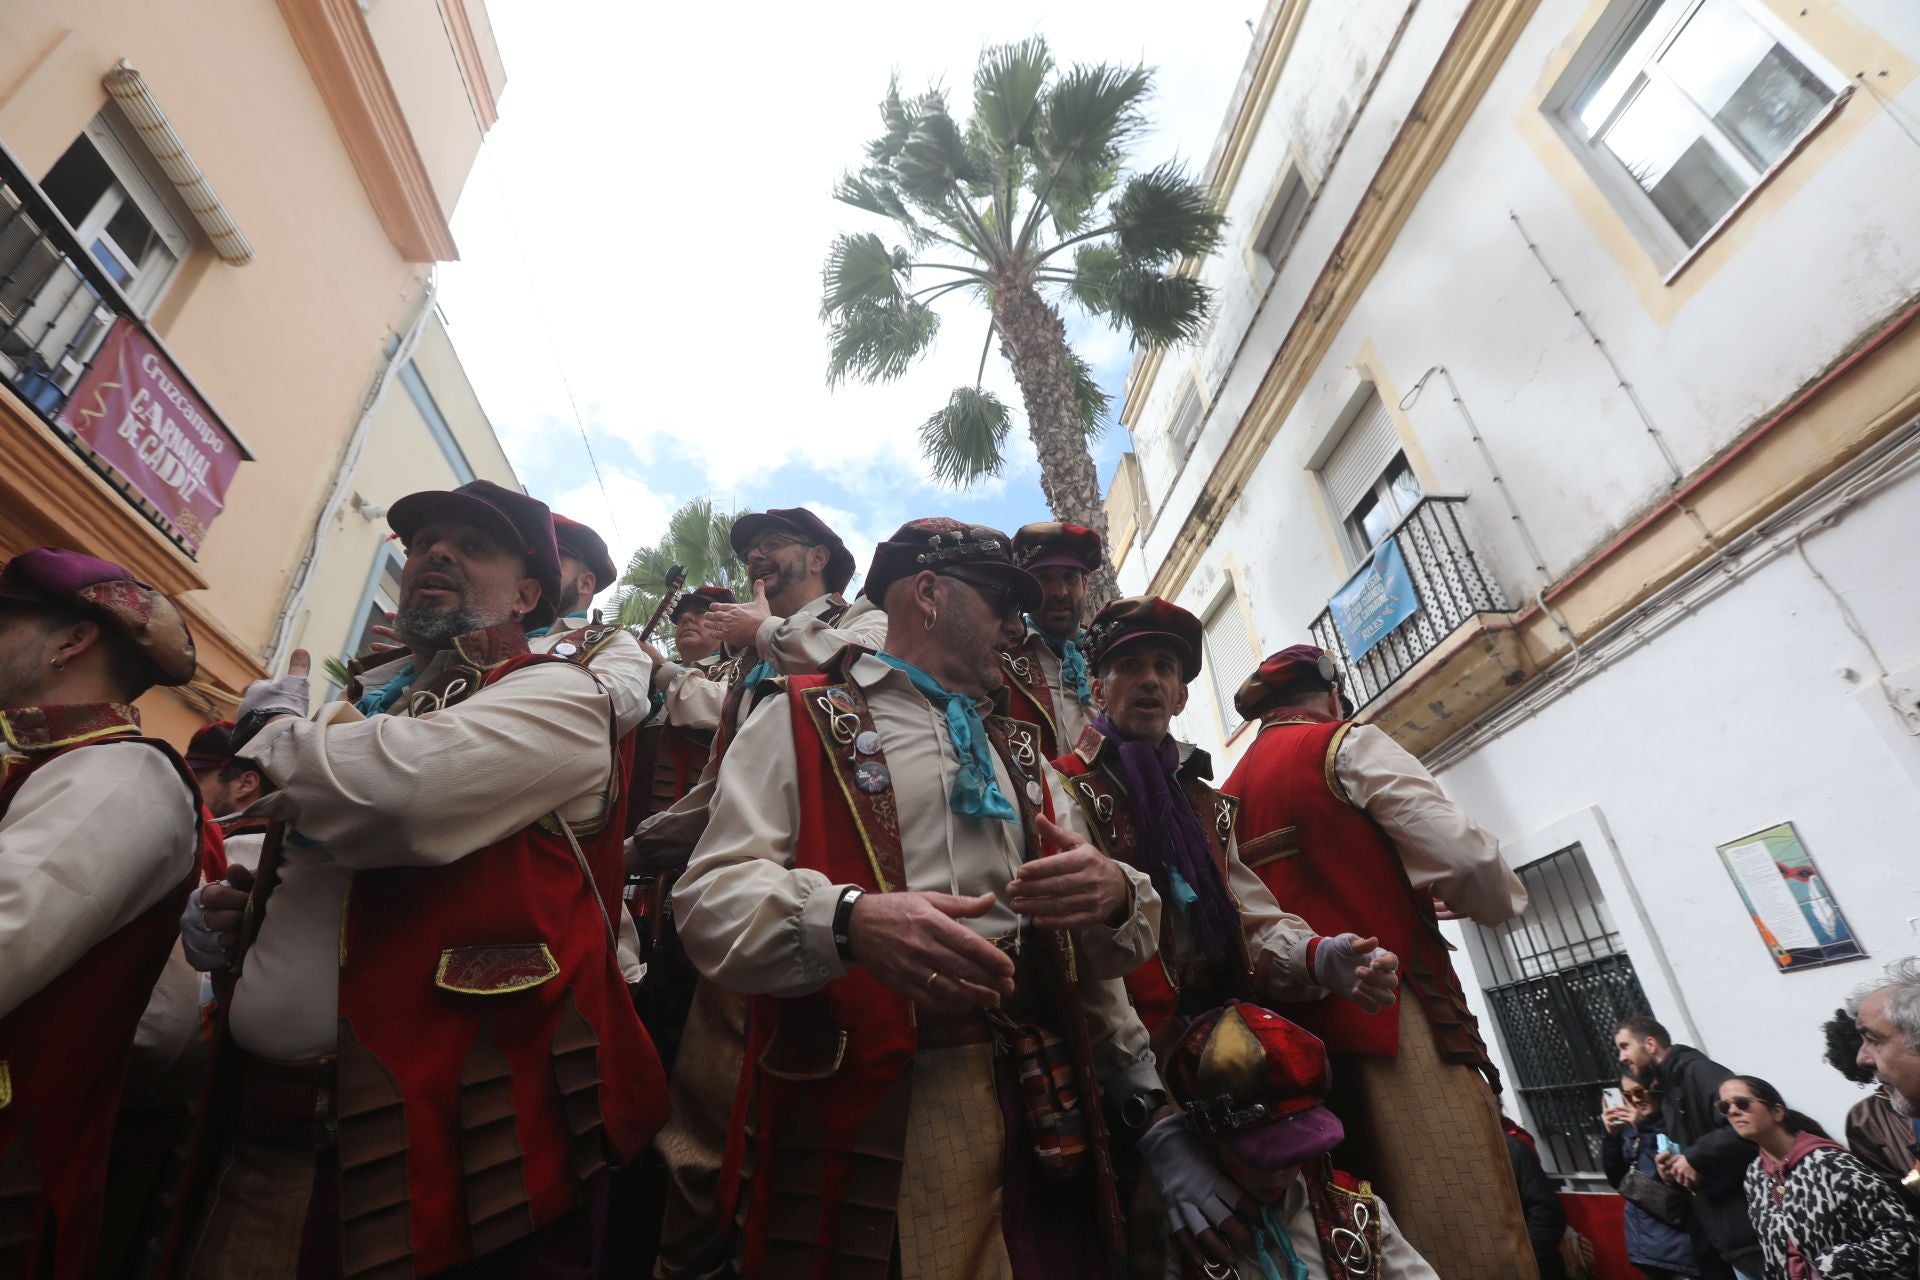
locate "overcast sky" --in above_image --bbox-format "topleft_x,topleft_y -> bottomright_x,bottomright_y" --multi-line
437,1 -> 1262,595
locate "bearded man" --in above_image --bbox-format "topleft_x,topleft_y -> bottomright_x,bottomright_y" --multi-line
1002,522 -> 1101,759
0,548 -> 215,1279
676,518 -> 1242,1280
180,480 -> 666,1277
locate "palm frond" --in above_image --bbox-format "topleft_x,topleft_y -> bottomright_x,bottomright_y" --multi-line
1106,162 -> 1224,264
973,38 -> 1052,159
821,232 -> 908,317
1065,348 -> 1110,438
613,498 -> 755,642
1031,63 -> 1151,240
825,296 -> 941,385
1100,266 -> 1215,349
1064,242 -> 1125,315
920,386 -> 1012,486
896,108 -> 989,208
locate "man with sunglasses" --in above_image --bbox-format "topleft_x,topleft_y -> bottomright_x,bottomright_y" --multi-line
676,518 -> 1201,1278
1219,644 -> 1535,1279
1001,522 -> 1102,759
1616,1014 -> 1763,1278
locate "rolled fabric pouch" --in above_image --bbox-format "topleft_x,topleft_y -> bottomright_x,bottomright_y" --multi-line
990,1010 -> 1087,1183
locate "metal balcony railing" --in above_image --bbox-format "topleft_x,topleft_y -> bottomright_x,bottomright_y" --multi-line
0,140 -> 244,557
1309,495 -> 1510,709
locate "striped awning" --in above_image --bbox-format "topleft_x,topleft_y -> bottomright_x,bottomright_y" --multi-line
102,62 -> 253,266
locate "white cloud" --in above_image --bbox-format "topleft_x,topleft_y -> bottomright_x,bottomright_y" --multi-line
552,464 -> 675,597
439,1 -> 1261,510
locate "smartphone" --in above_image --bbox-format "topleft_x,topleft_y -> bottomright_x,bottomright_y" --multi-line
1601,1087 -> 1624,1112
1656,1134 -> 1681,1157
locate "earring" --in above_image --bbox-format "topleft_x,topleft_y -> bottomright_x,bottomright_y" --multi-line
924,611 -> 937,632
49,657 -> 63,671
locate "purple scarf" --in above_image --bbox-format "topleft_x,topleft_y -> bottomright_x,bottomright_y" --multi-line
1094,715 -> 1238,959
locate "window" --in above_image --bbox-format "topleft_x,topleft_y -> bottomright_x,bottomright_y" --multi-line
1316,391 -> 1422,563
1562,0 -> 1844,255
1253,163 -> 1310,271
1167,377 -> 1204,458
1201,587 -> 1261,737
337,543 -> 405,690
41,115 -> 188,313
1463,845 -> 1654,1175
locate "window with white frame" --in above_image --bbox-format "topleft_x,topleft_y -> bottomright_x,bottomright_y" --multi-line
1253,163 -> 1311,271
336,543 -> 405,691
1316,390 -> 1422,564
1201,586 -> 1260,737
1167,377 -> 1204,459
1559,0 -> 1846,257
40,114 -> 190,314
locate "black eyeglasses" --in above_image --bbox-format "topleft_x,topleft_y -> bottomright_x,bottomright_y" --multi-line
1716,1095 -> 1759,1115
940,571 -> 1023,622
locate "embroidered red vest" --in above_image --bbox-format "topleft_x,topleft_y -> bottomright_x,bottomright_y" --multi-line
716,673 -> 1120,1278
1221,716 -> 1486,1073
0,704 -> 213,1280
1051,728 -> 1246,1044
1001,636 -> 1064,759
328,631 -> 667,1275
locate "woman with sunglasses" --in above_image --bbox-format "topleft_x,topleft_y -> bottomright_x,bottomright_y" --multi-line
1721,1075 -> 1919,1279
1603,1075 -> 1712,1279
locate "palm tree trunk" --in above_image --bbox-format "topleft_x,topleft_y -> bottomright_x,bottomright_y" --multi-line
989,281 -> 1122,607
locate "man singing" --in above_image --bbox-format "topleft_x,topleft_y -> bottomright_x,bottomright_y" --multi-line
1002,522 -> 1101,759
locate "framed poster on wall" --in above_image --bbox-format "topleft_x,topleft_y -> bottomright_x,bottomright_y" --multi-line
1716,823 -> 1864,972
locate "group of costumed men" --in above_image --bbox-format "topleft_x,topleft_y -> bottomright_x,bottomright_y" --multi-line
0,479 -> 1542,1279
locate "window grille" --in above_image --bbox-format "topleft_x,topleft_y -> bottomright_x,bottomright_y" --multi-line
1464,844 -> 1653,1174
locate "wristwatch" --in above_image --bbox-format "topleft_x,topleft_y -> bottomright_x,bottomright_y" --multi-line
1115,1087 -> 1168,1134
832,886 -> 864,961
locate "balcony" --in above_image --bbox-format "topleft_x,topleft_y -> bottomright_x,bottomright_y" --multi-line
1309,495 -> 1536,753
0,142 -> 248,558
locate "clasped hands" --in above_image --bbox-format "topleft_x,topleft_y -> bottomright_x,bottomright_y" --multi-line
846,814 -> 1128,1013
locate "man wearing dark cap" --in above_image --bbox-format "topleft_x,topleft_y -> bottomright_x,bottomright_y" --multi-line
640,584 -> 737,780
1160,1000 -> 1441,1278
1223,643 -> 1531,1280
697,505 -> 886,676
0,547 -> 218,1279
550,512 -> 618,621
1051,596 -> 1399,1273
179,480 -> 667,1277
1004,521 -> 1102,759
674,519 -> 1240,1280
533,513 -> 654,739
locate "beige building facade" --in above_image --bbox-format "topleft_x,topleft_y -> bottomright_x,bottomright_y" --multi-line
0,0 -> 505,743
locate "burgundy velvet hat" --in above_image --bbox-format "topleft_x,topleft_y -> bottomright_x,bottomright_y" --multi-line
551,514 -> 618,590
1166,1001 -> 1345,1170
728,507 -> 855,595
670,585 -> 738,622
862,518 -> 1041,614
1012,521 -> 1102,574
1083,595 -> 1204,683
0,547 -> 196,686
1233,644 -> 1341,720
184,720 -> 239,771
386,480 -> 563,628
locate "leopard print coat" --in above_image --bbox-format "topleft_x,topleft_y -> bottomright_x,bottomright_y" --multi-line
1743,1141 -> 1919,1279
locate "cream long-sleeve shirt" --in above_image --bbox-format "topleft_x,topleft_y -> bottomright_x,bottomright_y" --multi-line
762,593 -> 887,672
673,652 -> 1162,1093
1226,1176 -> 1437,1279
227,649 -> 618,1061
531,615 -> 654,737
1015,627 -> 1095,751
0,741 -> 196,1018
1332,724 -> 1526,926
651,652 -> 729,730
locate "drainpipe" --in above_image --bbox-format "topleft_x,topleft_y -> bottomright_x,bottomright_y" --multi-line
264,274 -> 438,674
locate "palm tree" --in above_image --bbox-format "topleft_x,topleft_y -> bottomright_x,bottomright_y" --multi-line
610,496 -> 753,652
821,37 -> 1225,604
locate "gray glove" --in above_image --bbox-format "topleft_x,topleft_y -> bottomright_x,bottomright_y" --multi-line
180,885 -> 231,972
1313,931 -> 1399,1006
237,670 -> 309,723
1138,1113 -> 1243,1240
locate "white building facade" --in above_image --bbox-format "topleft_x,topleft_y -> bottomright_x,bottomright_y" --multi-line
1114,0 -> 1920,1177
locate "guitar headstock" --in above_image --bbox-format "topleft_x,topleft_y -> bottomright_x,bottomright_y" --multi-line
665,564 -> 687,592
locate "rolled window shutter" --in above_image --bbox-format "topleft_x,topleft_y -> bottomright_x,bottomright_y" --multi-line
1320,392 -> 1398,518
1204,592 -> 1262,730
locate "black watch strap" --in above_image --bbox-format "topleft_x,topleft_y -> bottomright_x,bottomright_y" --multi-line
832,886 -> 864,961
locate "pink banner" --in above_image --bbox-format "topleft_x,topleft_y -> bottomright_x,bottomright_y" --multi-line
57,317 -> 244,553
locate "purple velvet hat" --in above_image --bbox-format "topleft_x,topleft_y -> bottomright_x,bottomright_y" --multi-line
0,547 -> 196,686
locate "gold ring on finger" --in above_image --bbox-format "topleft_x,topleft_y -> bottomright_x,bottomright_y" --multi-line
926,970 -> 941,990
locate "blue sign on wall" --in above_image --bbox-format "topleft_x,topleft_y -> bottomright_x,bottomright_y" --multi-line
1329,538 -> 1420,660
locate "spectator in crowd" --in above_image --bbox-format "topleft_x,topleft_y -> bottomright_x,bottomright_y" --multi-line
1505,1117 -> 1570,1280
1722,1074 -> 1919,1279
1851,957 -> 1920,1118
1604,1074 -> 1711,1279
1616,1015 -> 1763,1278
1821,1006 -> 1920,1208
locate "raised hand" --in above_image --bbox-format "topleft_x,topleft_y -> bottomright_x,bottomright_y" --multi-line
846,889 -> 1016,1013
1008,814 -> 1131,930
700,580 -> 772,649
1314,933 -> 1400,1012
238,650 -> 311,724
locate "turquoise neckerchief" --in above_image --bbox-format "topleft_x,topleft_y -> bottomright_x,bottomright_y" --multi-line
1252,1201 -> 1309,1280
354,663 -> 418,717
524,610 -> 590,640
874,653 -> 1017,823
742,659 -> 774,689
1028,618 -> 1092,707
